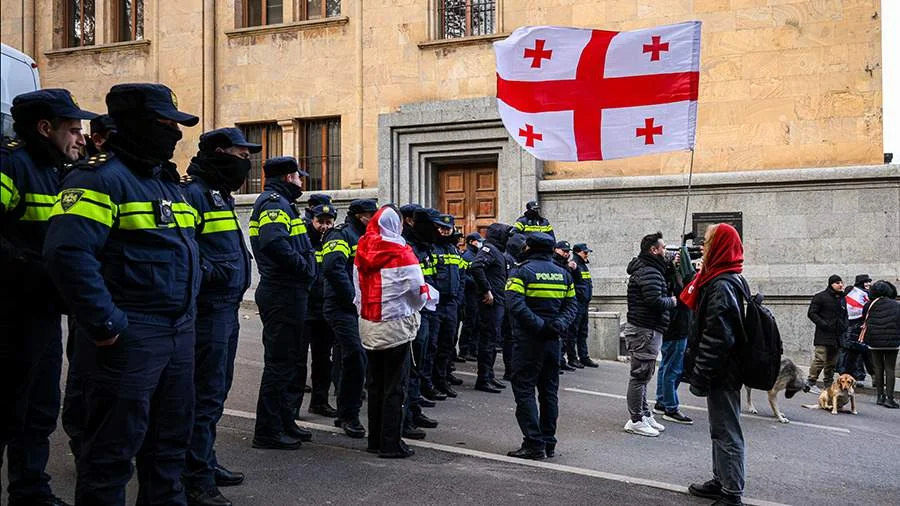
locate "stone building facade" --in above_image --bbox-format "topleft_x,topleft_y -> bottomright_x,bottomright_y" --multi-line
2,0 -> 897,363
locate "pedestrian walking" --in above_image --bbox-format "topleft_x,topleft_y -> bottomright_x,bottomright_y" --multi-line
805,275 -> 848,394
859,280 -> 900,409
2,88 -> 96,506
44,83 -> 200,505
682,223 -> 748,506
623,232 -> 676,437
355,205 -> 434,458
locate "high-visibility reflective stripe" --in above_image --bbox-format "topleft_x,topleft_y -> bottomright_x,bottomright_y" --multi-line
249,221 -> 260,237
566,283 -> 576,298
437,253 -> 464,266
420,263 -> 436,276
527,283 -> 568,291
290,218 -> 308,237
50,188 -> 116,227
524,289 -> 568,299
581,271 -> 592,280
115,202 -> 197,230
201,218 -> 239,234
203,210 -> 235,221
21,193 -> 57,222
513,221 -> 525,231
323,239 -> 351,257
0,172 -> 21,210
518,224 -> 553,233
315,250 -> 324,263
257,209 -> 291,232
505,277 -> 526,294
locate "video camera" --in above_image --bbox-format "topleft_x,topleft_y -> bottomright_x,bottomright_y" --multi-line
665,231 -> 703,261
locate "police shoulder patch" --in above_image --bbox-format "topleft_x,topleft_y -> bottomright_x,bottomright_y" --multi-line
59,189 -> 85,212
481,246 -> 491,253
266,210 -> 281,221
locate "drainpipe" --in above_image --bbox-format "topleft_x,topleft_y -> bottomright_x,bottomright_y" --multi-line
356,0 -> 364,181
203,0 -> 216,130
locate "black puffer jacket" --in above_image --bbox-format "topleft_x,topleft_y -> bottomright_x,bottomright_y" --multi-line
626,252 -> 676,333
664,270 -> 695,341
861,297 -> 900,350
470,223 -> 510,304
686,273 -> 745,393
807,286 -> 848,347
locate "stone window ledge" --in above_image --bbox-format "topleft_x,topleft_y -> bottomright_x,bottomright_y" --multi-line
225,16 -> 350,38
45,39 -> 151,58
418,33 -> 510,50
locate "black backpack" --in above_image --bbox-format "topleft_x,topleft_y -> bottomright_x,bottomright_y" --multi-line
723,276 -> 784,391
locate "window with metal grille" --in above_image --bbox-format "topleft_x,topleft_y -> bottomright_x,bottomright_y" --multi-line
299,118 -> 341,191
67,0 -> 96,47
238,122 -> 283,194
437,0 -> 495,39
114,0 -> 144,42
302,0 -> 341,20
243,0 -> 283,27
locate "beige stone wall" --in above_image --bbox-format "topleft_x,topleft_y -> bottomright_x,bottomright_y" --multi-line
1,0 -> 884,186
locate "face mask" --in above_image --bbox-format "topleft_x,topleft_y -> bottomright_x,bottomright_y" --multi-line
413,220 -> 436,244
202,151 -> 251,193
115,113 -> 183,163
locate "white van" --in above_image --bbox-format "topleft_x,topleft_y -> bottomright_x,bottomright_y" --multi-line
1,43 -> 41,139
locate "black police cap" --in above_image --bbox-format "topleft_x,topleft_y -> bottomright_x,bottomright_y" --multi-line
199,127 -> 262,153
90,114 -> 116,135
573,243 -> 593,253
526,232 -> 555,251
555,240 -> 571,252
526,200 -> 540,211
308,193 -> 332,207
11,88 -> 98,122
106,83 -> 199,126
349,199 -> 378,215
399,203 -> 422,218
263,156 -> 308,178
436,213 -> 455,229
310,204 -> 337,219
466,232 -> 483,242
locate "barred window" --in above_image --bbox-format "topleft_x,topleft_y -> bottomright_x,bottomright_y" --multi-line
238,122 -> 283,194
437,0 -> 495,39
303,0 -> 341,20
243,0 -> 283,27
67,0 -> 96,47
299,118 -> 341,191
114,0 -> 144,42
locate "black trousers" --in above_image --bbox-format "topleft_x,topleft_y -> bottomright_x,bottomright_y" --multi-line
255,282 -> 310,438
433,302 -> 458,389
366,343 -> 411,454
305,319 -> 335,408
0,310 -> 62,504
325,303 -> 366,421
476,302 -> 504,383
869,349 -> 898,398
458,288 -> 481,356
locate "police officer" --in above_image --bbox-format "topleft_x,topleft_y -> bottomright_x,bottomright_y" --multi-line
1,89 -> 96,506
84,114 -> 116,157
457,232 -> 482,361
512,200 -> 554,239
500,233 -> 527,381
401,207 -> 440,438
470,222 -> 512,393
305,193 -> 331,219
505,233 -> 579,460
572,243 -> 599,368
431,213 -> 463,398
182,127 -> 258,505
552,241 -> 579,373
249,156 -> 317,450
301,202 -> 339,418
43,83 -> 199,505
323,198 -> 377,438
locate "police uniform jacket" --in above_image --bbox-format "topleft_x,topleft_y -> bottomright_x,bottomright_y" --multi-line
406,233 -> 437,311
322,215 -> 366,308
1,138 -> 63,310
433,240 -> 463,307
470,223 -> 509,305
461,243 -> 479,289
249,180 -> 316,287
505,251 -> 579,338
183,170 -> 251,305
306,223 -> 328,320
43,152 -> 201,341
513,215 -> 555,239
573,254 -> 593,306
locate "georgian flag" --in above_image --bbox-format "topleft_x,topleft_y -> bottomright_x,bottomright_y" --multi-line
353,206 -> 438,323
494,21 -> 701,161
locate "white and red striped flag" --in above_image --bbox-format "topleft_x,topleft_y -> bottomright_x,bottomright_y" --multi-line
494,21 -> 701,161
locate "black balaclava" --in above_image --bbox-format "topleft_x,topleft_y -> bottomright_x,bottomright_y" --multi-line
412,213 -> 436,244
188,151 -> 252,193
107,111 -> 183,173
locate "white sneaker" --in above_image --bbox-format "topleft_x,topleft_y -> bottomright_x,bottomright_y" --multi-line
644,415 -> 666,432
624,419 -> 660,437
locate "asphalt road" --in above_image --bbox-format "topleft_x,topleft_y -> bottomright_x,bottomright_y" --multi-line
44,309 -> 900,505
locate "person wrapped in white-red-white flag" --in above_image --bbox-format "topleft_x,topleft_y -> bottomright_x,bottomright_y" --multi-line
494,21 -> 701,161
353,205 -> 438,350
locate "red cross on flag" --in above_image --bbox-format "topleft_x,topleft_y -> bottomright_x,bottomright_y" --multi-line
494,21 -> 701,161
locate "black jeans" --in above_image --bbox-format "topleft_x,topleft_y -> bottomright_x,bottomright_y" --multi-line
366,343 -> 411,454
255,282 -> 310,437
869,349 -> 898,398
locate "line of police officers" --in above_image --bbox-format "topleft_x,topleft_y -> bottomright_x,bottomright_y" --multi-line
0,83 -> 600,506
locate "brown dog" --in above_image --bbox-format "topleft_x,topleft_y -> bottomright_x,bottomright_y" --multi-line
803,374 -> 858,415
